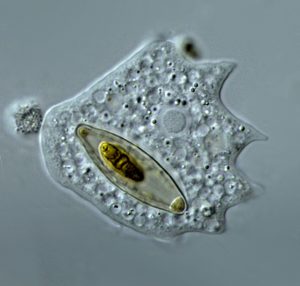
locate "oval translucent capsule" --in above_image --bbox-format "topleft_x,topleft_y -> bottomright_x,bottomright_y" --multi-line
76,123 -> 187,214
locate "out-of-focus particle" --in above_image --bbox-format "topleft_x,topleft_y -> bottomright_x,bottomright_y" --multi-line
183,40 -> 200,59
178,36 -> 202,60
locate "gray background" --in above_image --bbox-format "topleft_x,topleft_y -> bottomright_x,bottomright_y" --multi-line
0,0 -> 299,285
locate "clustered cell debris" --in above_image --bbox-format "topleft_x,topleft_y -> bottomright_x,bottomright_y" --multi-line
14,103 -> 43,134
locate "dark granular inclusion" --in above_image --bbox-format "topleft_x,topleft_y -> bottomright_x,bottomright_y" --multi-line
14,103 -> 43,134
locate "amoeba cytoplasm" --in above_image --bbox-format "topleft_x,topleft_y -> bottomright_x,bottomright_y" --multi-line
39,35 -> 266,238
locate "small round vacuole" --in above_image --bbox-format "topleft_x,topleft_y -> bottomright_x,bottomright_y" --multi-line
76,123 -> 187,214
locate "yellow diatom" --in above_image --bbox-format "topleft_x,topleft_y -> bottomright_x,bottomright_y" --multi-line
99,141 -> 144,182
76,124 -> 187,214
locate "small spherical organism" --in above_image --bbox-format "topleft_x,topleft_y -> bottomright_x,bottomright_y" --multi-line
14,102 -> 43,134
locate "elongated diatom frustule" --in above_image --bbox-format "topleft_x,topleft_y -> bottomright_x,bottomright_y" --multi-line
76,124 -> 187,214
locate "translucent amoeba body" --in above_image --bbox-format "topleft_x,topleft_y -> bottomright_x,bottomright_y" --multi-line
39,35 -> 265,238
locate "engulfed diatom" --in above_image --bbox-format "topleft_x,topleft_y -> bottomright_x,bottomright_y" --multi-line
76,124 -> 186,214
40,34 -> 266,238
99,141 -> 144,182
